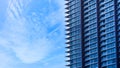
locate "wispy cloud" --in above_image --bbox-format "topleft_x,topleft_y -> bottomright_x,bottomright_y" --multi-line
1,1 -> 53,63
0,0 -> 65,68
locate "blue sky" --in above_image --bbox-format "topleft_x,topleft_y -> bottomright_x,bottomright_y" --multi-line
0,0 -> 66,68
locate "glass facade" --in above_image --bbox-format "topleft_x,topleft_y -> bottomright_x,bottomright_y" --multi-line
99,0 -> 117,68
65,0 -> 82,68
83,0 -> 98,68
65,0 -> 120,68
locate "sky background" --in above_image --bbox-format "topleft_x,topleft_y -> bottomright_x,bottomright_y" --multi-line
0,0 -> 66,68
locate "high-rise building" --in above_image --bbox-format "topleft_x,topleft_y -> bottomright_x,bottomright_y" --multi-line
65,0 -> 120,68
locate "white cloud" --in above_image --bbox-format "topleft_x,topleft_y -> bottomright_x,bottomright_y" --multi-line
0,2 -> 53,63
0,16 -> 53,64
0,0 -> 65,68
0,49 -> 18,68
